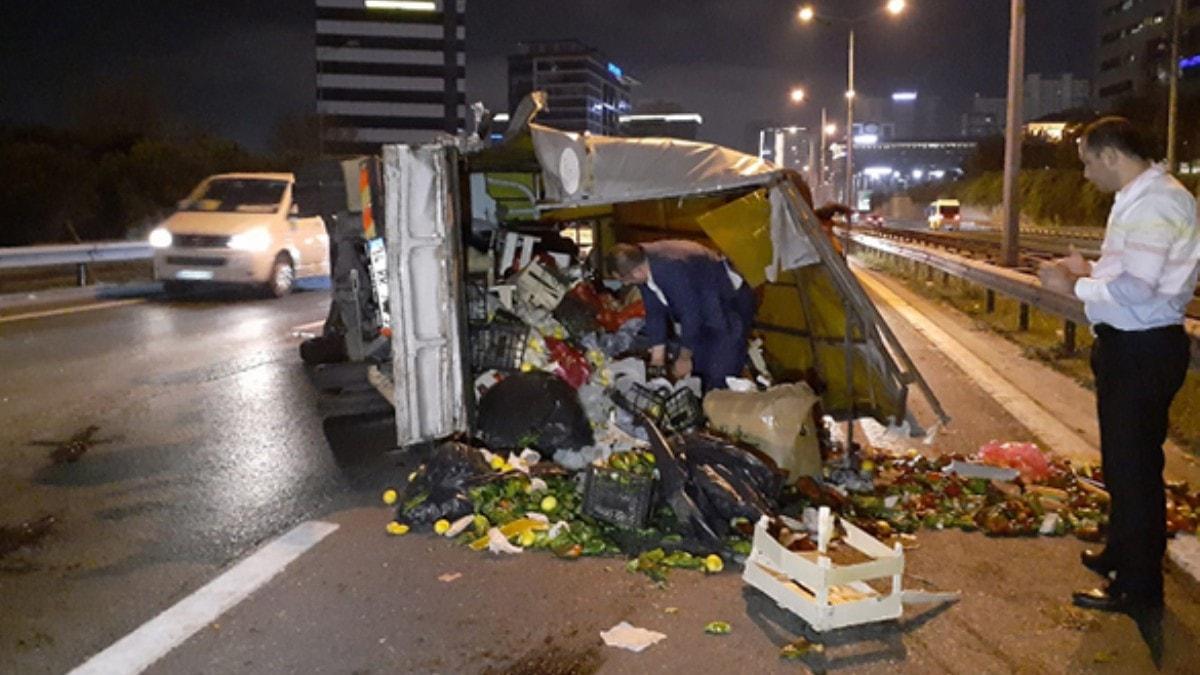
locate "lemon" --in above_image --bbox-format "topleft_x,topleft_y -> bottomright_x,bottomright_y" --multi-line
518,530 -> 537,547
386,522 -> 410,536
490,456 -> 507,471
381,489 -> 398,506
704,554 -> 724,573
434,519 -> 451,535
860,460 -> 876,473
540,495 -> 559,513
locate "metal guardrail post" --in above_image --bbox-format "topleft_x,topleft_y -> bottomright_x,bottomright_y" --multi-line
1019,303 -> 1030,331
986,289 -> 996,313
77,263 -> 88,286
1063,321 -> 1077,355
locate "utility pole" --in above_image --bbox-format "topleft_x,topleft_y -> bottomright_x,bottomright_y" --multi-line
846,29 -> 856,209
819,106 -> 828,202
1167,0 -> 1184,172
1000,0 -> 1026,267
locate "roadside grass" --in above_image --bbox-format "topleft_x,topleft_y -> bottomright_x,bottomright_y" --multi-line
855,250 -> 1200,456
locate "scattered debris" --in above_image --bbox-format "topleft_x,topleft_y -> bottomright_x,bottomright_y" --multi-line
30,425 -> 113,464
437,572 -> 463,583
703,621 -> 732,635
0,516 -> 56,557
900,589 -> 962,606
599,621 -> 666,653
780,637 -> 824,660
1093,650 -> 1118,664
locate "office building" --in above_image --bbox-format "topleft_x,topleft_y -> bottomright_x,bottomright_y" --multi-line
619,113 -> 703,140
1024,73 -> 1091,119
1094,0 -> 1200,108
507,40 -> 635,135
315,0 -> 466,155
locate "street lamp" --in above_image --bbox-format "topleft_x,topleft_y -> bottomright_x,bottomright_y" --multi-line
790,87 -> 807,104
797,2 -> 910,208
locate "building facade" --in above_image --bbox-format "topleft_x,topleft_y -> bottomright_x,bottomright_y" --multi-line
1094,0 -> 1200,109
1024,73 -> 1091,119
619,113 -> 703,140
315,0 -> 465,155
507,40 -> 634,135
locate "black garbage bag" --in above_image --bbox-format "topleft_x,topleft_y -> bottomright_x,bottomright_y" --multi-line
396,441 -> 493,525
640,414 -> 722,549
677,432 -> 785,502
476,372 -> 594,452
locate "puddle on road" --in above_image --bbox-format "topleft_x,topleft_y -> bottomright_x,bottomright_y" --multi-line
0,515 -> 56,557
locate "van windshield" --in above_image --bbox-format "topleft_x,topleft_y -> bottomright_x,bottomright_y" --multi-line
939,204 -> 960,217
183,179 -> 287,213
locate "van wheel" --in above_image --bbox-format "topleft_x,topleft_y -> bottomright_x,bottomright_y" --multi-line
266,253 -> 295,298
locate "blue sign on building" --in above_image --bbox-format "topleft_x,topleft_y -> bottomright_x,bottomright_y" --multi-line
607,62 -> 623,79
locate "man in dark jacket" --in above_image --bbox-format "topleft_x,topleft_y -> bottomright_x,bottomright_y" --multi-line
607,240 -> 756,390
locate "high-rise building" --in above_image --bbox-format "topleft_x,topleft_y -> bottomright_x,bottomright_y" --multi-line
1094,0 -> 1200,109
507,40 -> 634,135
315,0 -> 466,155
961,94 -> 1007,138
1024,73 -> 1091,119
619,113 -> 703,140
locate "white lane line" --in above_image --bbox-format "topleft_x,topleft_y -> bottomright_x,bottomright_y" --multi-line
855,269 -> 1098,465
70,520 -> 339,675
0,298 -> 146,324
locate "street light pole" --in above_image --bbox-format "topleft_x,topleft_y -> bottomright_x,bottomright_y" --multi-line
819,106 -> 828,200
1000,0 -> 1025,267
846,28 -> 856,208
1167,0 -> 1184,172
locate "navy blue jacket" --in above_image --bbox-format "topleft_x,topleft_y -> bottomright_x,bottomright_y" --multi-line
639,240 -> 748,356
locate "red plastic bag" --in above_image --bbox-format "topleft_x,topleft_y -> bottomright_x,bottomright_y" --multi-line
544,337 -> 591,389
977,441 -> 1052,482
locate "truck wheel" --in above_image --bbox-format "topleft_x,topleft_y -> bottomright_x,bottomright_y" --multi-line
266,253 -> 295,298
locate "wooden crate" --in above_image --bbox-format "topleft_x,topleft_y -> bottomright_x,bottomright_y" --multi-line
742,508 -> 904,632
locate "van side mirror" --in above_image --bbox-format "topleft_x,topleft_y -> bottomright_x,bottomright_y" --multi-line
289,202 -> 299,216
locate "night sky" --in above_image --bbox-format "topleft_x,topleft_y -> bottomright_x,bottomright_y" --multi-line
0,0 -> 1096,152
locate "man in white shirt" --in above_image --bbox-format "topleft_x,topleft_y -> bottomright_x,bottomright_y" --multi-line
1041,117 -> 1200,615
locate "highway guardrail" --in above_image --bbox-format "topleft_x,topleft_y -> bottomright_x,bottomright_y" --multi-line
0,241 -> 152,286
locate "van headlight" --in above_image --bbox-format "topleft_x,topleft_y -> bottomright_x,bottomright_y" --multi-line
149,227 -> 173,249
228,227 -> 271,252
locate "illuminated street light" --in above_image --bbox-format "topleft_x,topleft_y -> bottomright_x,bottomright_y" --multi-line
364,0 -> 437,9
824,123 -> 838,136
796,1 -> 912,207
790,87 -> 807,103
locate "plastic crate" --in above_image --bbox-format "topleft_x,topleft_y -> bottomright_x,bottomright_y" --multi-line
466,284 -> 489,324
469,320 -> 528,372
582,464 -> 655,529
614,384 -> 705,433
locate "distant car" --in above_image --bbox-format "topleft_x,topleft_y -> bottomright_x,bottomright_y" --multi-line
864,212 -> 886,228
927,199 -> 961,231
149,173 -> 329,297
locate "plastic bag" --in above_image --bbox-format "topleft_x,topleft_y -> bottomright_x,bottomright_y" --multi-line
978,441 -> 1052,482
703,383 -> 822,479
476,371 -> 595,452
397,441 -> 493,525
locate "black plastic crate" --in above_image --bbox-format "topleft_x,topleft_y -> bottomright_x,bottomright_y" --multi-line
469,321 -> 528,372
614,383 -> 705,432
466,284 -> 489,324
582,464 -> 654,529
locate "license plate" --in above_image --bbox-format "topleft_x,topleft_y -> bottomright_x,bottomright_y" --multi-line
176,270 -> 214,280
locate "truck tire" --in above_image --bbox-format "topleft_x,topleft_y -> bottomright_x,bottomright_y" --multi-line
163,280 -> 192,297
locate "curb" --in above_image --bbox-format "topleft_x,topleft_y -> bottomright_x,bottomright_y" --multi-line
0,282 -> 162,314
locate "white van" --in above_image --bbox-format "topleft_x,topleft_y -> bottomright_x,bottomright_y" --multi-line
149,173 -> 329,297
927,199 -> 961,231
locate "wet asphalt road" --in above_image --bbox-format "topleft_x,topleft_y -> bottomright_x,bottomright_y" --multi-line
0,288 -> 399,673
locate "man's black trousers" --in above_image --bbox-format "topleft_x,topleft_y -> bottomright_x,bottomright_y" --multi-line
1090,323 -> 1190,600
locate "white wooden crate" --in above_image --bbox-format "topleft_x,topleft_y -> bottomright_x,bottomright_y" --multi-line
742,509 -> 904,632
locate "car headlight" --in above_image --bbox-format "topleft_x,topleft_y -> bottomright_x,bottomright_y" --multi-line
149,227 -> 173,249
228,227 -> 272,252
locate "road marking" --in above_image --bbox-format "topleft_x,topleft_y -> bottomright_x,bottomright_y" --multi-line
0,298 -> 145,324
290,319 -> 326,339
855,269 -> 1098,465
69,520 -> 339,675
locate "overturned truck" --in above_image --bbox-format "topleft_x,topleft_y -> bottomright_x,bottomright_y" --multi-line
373,113 -> 947,453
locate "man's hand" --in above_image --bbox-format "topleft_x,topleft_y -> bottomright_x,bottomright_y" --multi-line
1060,247 -> 1091,276
648,345 -> 666,368
1038,260 -> 1079,295
672,352 -> 693,379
